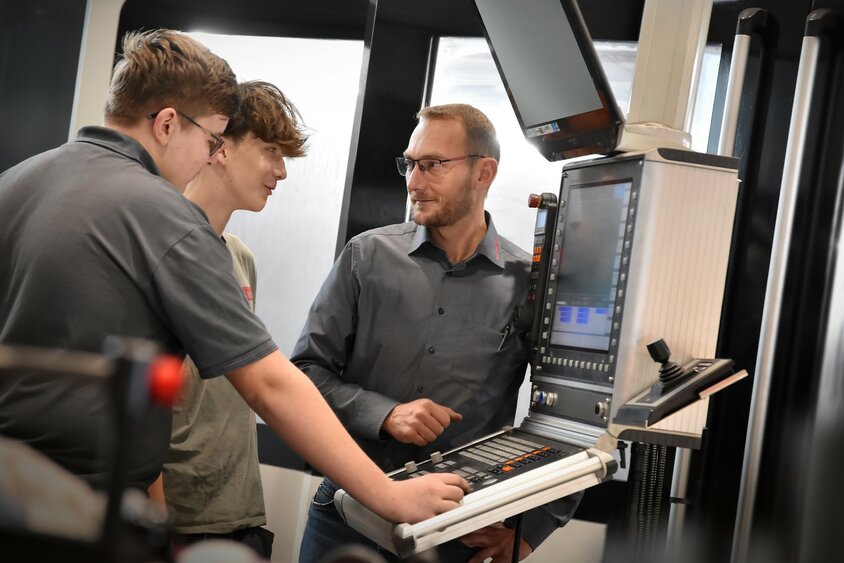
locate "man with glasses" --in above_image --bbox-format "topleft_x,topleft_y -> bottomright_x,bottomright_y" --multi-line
0,29 -> 466,533
294,103 -> 581,563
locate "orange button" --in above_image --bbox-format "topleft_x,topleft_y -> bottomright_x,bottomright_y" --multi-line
502,466 -> 514,472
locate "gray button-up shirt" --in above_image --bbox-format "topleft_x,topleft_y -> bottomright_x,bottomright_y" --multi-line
292,214 -> 581,548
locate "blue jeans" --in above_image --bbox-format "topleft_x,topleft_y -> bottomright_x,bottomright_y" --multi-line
298,479 -> 476,563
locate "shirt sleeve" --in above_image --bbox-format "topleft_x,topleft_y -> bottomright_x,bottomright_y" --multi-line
504,490 -> 584,550
290,239 -> 399,440
149,227 -> 277,378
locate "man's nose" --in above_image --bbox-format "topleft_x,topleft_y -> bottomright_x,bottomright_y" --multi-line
274,158 -> 287,181
406,163 -> 423,191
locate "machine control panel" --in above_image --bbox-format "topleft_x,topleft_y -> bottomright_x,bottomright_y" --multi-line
391,429 -> 583,494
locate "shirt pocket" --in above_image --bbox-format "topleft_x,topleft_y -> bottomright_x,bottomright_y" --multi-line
445,325 -> 515,394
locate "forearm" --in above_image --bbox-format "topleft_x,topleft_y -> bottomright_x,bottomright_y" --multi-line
227,351 -> 395,517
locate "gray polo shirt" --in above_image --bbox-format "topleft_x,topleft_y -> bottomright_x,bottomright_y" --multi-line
0,127 -> 277,489
292,217 -> 582,548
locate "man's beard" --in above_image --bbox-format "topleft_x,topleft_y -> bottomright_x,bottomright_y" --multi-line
411,180 -> 474,227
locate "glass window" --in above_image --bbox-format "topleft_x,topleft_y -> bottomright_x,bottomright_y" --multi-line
187,32 -> 364,355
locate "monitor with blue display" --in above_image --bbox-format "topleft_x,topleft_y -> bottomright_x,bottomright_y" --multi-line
551,180 -> 632,351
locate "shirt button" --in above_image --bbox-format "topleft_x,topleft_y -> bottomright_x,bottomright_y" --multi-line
438,307 -> 445,315
428,346 -> 435,355
417,386 -> 424,392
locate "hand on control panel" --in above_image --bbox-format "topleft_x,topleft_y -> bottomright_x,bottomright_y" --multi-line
459,522 -> 533,563
382,472 -> 470,524
382,398 -> 462,446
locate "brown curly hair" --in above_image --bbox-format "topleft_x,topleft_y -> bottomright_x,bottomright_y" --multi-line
223,81 -> 308,158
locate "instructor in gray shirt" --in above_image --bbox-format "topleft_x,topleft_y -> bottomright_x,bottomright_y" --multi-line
294,103 -> 581,563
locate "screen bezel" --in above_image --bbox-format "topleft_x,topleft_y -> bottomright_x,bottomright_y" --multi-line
532,155 -> 645,386
473,0 -> 625,161
549,178 -> 633,354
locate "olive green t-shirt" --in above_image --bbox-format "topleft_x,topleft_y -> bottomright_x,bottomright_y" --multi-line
162,233 -> 265,533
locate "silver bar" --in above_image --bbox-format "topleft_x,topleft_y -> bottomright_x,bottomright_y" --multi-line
731,33 -> 822,563
718,33 -> 751,156
665,448 -> 692,560
0,344 -> 112,378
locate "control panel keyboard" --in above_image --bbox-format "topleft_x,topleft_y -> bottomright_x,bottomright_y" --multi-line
392,429 -> 583,494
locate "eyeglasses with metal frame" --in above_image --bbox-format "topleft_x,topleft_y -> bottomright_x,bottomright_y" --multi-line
395,154 -> 487,177
148,110 -> 225,157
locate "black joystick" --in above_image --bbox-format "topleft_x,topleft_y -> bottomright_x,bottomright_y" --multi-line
647,339 -> 686,391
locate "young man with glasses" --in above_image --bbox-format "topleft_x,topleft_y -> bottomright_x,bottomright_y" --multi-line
294,103 -> 581,563
0,29 -> 466,533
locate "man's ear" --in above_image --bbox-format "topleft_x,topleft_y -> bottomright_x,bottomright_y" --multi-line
211,145 -> 228,165
475,157 -> 498,188
149,108 -> 179,146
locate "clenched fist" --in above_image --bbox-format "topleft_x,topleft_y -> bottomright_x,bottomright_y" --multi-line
381,398 -> 462,446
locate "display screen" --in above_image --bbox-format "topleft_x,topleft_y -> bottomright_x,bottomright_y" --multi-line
550,180 -> 632,351
474,0 -> 601,129
474,0 -> 624,160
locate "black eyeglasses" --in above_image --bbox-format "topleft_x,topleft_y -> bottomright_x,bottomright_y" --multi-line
395,154 -> 487,177
148,110 -> 225,157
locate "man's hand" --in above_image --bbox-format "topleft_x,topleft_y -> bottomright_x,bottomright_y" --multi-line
460,522 -> 534,563
380,473 -> 470,524
381,398 -> 462,446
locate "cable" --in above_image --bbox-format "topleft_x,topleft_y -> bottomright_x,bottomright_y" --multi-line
511,512 -> 525,563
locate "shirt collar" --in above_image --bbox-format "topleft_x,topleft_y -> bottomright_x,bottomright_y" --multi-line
409,211 -> 506,269
73,126 -> 160,176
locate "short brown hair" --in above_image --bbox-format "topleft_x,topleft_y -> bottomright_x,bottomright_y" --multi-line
416,103 -> 500,161
105,29 -> 239,126
224,81 -> 308,158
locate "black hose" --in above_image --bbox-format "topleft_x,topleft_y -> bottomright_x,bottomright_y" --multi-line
511,512 -> 525,563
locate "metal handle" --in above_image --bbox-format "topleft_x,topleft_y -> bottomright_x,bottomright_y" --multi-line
717,37 -> 750,156
731,10 -> 834,563
718,8 -> 770,156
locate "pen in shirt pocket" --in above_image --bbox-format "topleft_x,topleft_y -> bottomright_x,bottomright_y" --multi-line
497,307 -> 520,351
498,322 -> 511,351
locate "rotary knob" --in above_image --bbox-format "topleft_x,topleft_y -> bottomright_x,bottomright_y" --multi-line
595,400 -> 610,420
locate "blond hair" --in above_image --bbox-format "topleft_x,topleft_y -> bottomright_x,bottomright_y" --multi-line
105,29 -> 239,126
416,103 -> 500,161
